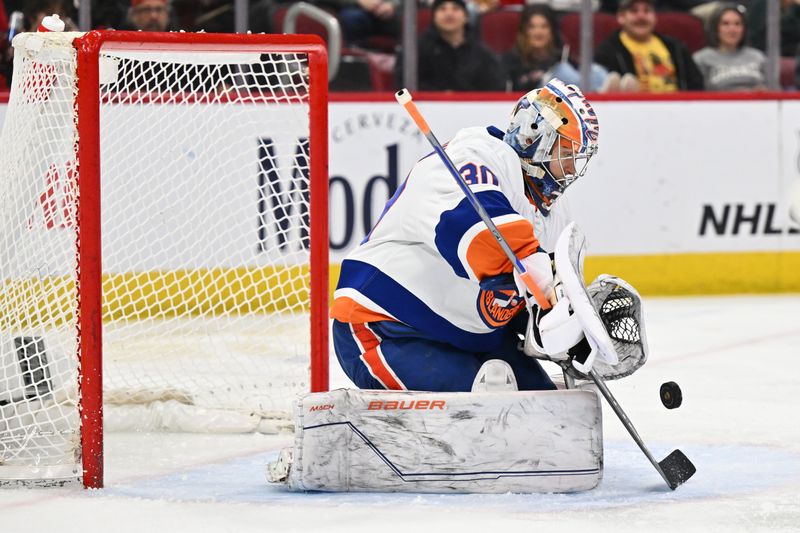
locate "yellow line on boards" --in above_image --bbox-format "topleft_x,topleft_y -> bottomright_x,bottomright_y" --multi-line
327,251 -> 800,301
583,251 -> 800,295
3,252 -> 798,330
1,266 -> 312,329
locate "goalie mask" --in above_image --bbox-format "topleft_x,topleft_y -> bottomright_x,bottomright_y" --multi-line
503,79 -> 599,215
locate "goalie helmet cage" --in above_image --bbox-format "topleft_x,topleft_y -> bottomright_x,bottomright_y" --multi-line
0,31 -> 329,489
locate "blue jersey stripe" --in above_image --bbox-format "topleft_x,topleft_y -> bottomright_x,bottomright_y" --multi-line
336,259 -> 506,352
434,190 -> 519,279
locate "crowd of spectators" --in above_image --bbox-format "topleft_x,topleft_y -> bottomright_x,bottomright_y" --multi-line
1,0 -> 799,92
503,4 -> 609,91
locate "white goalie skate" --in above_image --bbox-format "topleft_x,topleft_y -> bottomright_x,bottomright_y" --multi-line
471,359 -> 518,392
267,448 -> 293,484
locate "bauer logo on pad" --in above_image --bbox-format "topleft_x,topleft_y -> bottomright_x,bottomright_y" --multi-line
367,399 -> 446,410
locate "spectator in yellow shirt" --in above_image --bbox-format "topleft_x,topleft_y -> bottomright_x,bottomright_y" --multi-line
595,0 -> 704,91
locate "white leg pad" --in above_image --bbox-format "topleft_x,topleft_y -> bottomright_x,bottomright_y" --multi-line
282,388 -> 603,493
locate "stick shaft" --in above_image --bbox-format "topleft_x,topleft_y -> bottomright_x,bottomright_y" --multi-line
589,368 -> 674,488
395,89 -> 551,310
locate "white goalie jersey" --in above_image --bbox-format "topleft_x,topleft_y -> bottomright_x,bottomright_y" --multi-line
331,126 -> 569,351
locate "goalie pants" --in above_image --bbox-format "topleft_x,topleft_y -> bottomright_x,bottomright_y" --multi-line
332,319 -> 556,392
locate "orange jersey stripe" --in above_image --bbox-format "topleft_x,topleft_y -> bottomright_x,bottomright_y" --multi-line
352,324 -> 406,390
362,346 -> 405,390
331,296 -> 397,324
351,323 -> 380,351
465,219 -> 539,279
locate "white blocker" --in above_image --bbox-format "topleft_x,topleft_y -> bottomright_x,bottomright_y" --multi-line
276,387 -> 603,493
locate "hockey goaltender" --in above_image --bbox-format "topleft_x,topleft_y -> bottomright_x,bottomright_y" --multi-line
268,79 -> 689,493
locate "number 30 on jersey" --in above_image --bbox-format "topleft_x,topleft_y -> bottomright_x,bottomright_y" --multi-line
460,163 -> 498,186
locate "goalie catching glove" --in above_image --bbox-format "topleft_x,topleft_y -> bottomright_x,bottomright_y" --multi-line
563,274 -> 649,381
494,226 -> 648,380
518,272 -> 648,381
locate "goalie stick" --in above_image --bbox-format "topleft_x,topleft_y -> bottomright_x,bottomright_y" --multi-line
555,223 -> 695,490
395,89 -> 551,310
589,368 -> 695,490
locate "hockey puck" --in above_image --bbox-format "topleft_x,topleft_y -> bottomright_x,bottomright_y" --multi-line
660,381 -> 682,409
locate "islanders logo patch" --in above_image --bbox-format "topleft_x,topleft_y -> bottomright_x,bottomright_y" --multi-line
477,287 -> 524,328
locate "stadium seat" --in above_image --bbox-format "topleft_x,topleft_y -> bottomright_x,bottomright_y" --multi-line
479,9 -> 522,54
654,11 -> 705,53
560,13 -> 619,60
366,52 -> 396,91
275,4 -> 396,86
417,8 -> 433,34
780,56 -> 796,90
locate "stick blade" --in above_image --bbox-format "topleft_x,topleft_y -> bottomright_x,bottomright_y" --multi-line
658,449 -> 696,490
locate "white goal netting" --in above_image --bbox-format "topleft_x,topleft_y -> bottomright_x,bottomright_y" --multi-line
0,32 -> 326,485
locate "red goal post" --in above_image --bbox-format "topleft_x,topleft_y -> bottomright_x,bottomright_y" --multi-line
0,31 -> 329,489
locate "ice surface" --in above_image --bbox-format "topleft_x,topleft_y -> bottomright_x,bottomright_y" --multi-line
2,295 -> 800,533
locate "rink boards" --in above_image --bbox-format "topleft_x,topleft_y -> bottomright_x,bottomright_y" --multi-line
2,95 -> 799,296
324,96 -> 800,295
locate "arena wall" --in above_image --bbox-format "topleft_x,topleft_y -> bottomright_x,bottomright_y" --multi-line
2,93 -> 799,296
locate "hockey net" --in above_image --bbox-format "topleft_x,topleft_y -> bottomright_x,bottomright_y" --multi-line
0,31 -> 328,487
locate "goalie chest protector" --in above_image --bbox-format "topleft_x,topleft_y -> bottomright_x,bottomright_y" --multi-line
285,388 -> 603,494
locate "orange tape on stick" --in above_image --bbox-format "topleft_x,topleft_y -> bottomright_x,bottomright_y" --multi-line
395,89 -> 430,135
518,270 -> 552,310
